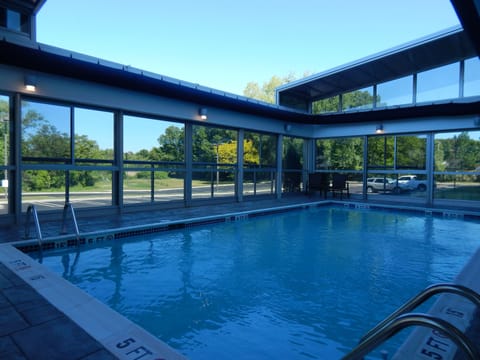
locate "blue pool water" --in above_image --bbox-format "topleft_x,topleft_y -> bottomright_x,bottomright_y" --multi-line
35,207 -> 480,359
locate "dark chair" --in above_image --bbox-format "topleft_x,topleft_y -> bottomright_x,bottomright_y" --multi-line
308,173 -> 330,198
331,174 -> 349,199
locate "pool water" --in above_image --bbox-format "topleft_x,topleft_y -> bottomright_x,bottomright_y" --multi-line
35,207 -> 480,359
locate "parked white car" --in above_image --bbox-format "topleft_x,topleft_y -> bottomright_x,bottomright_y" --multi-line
397,175 -> 428,191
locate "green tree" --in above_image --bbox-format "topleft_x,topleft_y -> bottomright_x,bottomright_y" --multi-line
243,73 -> 297,104
154,126 -> 184,162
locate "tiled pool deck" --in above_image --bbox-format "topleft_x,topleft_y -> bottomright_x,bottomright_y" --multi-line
0,195 -> 479,359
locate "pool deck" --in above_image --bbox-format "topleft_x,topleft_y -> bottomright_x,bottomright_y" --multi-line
0,195 -> 479,359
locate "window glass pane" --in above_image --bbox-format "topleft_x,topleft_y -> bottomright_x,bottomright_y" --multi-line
124,115 -> 184,162
75,108 -> 113,160
376,76 -> 413,107
367,136 -> 394,169
192,125 -> 236,199
69,170 -> 112,208
434,131 -> 480,172
22,170 -> 66,211
6,9 -> 20,31
464,57 -> 480,97
396,135 -> 426,170
312,96 -> 340,114
243,132 -> 277,197
417,63 -> 459,103
342,87 -> 374,111
316,137 -> 364,171
22,101 -> 71,162
283,137 -> 304,192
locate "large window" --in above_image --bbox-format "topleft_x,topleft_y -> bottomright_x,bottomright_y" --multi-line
192,125 -> 237,200
367,134 -> 428,203
123,115 -> 185,205
283,137 -> 304,192
434,131 -> 480,205
417,63 -> 459,103
243,131 -> 276,197
316,137 -> 364,196
21,100 -> 114,210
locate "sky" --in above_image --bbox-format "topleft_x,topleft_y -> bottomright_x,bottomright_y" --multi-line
36,0 -> 461,96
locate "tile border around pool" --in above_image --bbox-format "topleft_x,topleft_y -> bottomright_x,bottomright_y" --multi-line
12,200 -> 480,254
0,243 -> 187,360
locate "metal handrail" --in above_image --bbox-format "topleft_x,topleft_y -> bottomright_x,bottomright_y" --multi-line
24,205 -> 43,247
360,283 -> 480,342
342,313 -> 480,360
60,202 -> 80,237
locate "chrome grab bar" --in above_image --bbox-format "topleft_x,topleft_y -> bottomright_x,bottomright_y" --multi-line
24,204 -> 43,247
60,202 -> 80,237
361,283 -> 480,342
342,313 -> 480,360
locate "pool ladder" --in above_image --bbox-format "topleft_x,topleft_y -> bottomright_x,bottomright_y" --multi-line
24,202 -> 80,249
342,283 -> 480,360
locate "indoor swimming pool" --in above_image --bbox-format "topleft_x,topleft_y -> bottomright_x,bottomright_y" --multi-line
33,206 -> 480,359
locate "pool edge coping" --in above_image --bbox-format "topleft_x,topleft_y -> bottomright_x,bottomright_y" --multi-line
0,243 -> 187,360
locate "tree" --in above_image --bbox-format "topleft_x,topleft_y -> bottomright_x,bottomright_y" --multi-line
243,73 -> 297,104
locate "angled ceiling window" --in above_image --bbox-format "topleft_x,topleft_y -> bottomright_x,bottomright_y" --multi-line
0,6 -> 30,34
464,57 -> 480,97
416,62 -> 460,103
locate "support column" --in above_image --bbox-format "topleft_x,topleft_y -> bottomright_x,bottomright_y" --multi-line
236,129 -> 244,202
184,123 -> 193,207
276,134 -> 283,199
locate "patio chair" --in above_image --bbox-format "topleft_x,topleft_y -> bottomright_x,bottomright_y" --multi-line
331,174 -> 349,199
308,173 -> 330,198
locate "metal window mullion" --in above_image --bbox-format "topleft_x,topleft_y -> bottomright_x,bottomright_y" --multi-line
114,111 -> 123,209
14,94 -> 22,223
276,134 -> 283,199
184,123 -> 192,206
459,59 -> 465,98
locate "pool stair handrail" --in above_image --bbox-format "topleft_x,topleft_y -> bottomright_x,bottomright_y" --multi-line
24,204 -> 43,247
60,202 -> 80,238
341,313 -> 480,360
360,283 -> 480,341
342,283 -> 480,359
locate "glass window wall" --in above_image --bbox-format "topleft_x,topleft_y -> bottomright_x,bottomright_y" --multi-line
123,115 -> 185,205
434,131 -> 480,206
243,131 -> 276,197
192,125 -> 237,200
315,137 -> 364,197
283,137 -> 304,192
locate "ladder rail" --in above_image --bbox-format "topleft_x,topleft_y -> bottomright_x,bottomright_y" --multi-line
61,202 -> 80,237
342,313 -> 480,360
361,283 -> 480,342
24,205 -> 43,247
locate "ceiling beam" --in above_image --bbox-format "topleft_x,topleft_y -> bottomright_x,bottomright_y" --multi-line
450,0 -> 480,56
